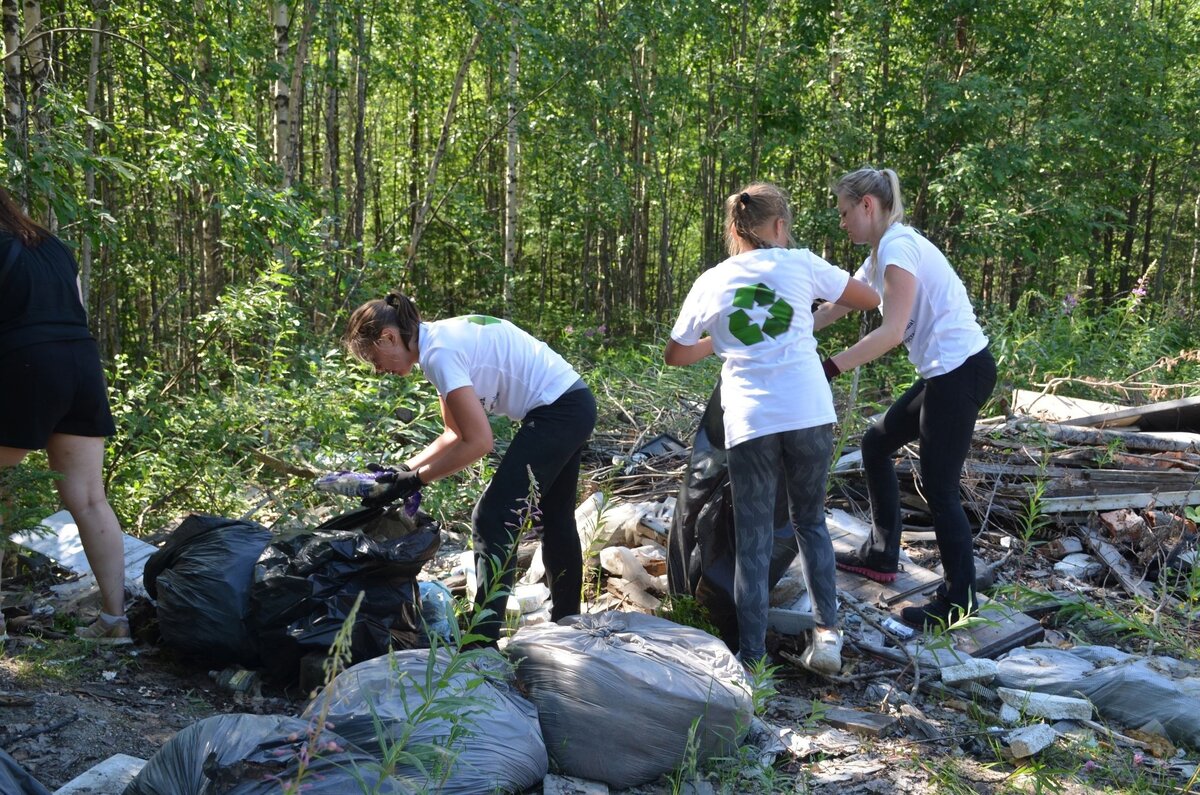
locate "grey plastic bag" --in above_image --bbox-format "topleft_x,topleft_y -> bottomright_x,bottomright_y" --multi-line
997,646 -> 1200,748
507,611 -> 753,789
303,648 -> 547,794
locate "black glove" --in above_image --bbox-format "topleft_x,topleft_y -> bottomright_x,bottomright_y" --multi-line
821,357 -> 841,381
361,464 -> 424,507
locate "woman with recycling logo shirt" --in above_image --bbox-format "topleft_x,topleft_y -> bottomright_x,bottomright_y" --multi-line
665,182 -> 878,672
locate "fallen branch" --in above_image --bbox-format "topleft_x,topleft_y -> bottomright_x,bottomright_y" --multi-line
5,713 -> 79,741
1075,526 -> 1180,608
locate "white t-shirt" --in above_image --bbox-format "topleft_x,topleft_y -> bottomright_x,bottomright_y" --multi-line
671,247 -> 850,447
418,316 -> 580,420
855,223 -> 988,378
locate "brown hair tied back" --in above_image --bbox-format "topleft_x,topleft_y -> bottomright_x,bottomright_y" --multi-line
343,291 -> 422,362
724,182 -> 794,256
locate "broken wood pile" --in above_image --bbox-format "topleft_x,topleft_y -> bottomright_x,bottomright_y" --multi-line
830,390 -> 1200,609
833,413 -> 1200,531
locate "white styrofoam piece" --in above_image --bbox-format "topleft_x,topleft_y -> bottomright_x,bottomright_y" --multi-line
53,753 -> 146,794
10,510 -> 156,598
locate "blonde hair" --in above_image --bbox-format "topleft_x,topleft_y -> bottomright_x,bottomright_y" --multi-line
723,182 -> 795,256
343,292 -> 421,362
834,167 -> 906,280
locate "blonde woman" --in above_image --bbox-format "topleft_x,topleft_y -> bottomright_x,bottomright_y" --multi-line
817,167 -> 996,629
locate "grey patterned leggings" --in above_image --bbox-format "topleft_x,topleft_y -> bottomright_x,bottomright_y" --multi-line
727,424 -> 837,661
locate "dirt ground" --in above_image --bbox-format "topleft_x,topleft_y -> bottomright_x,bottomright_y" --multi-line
0,540 -> 1193,794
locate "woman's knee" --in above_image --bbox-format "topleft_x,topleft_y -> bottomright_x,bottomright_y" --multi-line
861,424 -> 892,461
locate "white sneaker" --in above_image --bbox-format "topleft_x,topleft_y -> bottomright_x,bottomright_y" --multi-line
799,627 -> 842,674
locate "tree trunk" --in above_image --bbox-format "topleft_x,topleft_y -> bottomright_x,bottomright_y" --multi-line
324,0 -> 340,230
405,28 -> 483,272
80,0 -> 106,307
285,0 -> 317,188
3,0 -> 25,167
272,1 -> 290,174
503,15 -> 519,313
349,5 -> 367,272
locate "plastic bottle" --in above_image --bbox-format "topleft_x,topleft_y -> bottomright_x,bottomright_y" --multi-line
314,471 -> 423,515
209,666 -> 262,696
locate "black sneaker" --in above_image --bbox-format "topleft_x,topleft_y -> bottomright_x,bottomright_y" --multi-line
899,597 -> 966,630
835,549 -> 900,583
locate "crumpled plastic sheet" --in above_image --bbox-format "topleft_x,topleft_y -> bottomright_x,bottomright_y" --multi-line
302,648 -> 547,795
507,611 -> 753,790
996,646 -> 1200,747
123,712 -> 415,794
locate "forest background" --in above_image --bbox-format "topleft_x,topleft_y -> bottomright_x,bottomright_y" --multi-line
2,0 -> 1200,536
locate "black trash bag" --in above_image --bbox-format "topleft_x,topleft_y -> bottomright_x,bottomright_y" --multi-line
666,378 -> 800,652
123,713 -> 416,794
144,514 -> 273,667
0,748 -> 51,795
249,508 -> 441,680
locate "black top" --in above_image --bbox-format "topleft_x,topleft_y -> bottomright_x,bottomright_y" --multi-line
0,233 -> 94,357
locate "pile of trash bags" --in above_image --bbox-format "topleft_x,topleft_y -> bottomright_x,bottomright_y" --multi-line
667,378 -> 801,652
126,613 -> 751,794
144,506 -> 441,679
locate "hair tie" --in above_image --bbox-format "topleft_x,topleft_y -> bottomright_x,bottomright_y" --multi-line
385,293 -> 400,308
739,192 -> 751,205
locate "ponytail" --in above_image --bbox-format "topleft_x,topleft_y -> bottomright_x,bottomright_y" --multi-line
343,291 -> 422,362
723,182 -> 795,256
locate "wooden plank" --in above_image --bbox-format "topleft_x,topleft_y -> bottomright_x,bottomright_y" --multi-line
821,706 -> 899,738
1011,389 -> 1129,424
1041,469 -> 1200,497
827,508 -> 942,605
1017,420 -> 1200,453
1059,395 -> 1200,433
1040,489 -> 1200,514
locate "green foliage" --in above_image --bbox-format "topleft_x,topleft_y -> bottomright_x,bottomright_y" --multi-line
0,458 -> 60,540
659,594 -> 722,640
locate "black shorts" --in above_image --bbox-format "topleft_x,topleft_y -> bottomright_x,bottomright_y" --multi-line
0,339 -> 116,449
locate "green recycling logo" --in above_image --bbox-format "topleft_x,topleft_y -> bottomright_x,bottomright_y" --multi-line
728,283 -> 794,344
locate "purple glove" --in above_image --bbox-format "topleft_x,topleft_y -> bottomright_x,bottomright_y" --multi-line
362,465 -> 424,508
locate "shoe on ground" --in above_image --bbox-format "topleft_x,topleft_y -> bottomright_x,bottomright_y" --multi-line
76,614 -> 132,645
899,597 -> 966,630
835,549 -> 900,584
799,627 -> 843,674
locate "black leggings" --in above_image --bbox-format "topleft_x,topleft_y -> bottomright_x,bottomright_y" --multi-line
471,385 -> 597,642
860,347 -> 996,607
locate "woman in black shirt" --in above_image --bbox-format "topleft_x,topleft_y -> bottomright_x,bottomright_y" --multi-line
0,187 -> 129,644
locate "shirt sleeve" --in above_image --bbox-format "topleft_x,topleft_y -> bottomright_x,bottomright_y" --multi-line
878,231 -> 921,277
669,275 -> 713,346
421,346 -> 472,397
807,252 -> 852,303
